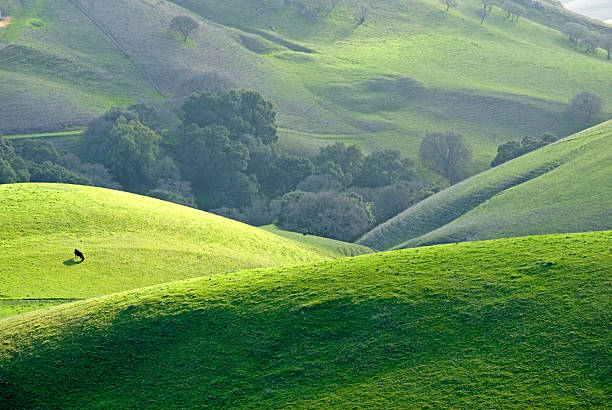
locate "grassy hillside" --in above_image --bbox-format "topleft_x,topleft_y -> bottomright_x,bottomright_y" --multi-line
0,183 -> 338,318
1,231 -> 610,407
1,0 -> 611,169
359,120 -> 612,250
261,225 -> 373,257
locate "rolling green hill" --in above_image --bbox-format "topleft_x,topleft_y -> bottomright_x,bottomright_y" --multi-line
359,120 -> 612,250
1,231 -> 610,407
0,183 -> 343,318
261,225 -> 373,257
1,0 -> 611,169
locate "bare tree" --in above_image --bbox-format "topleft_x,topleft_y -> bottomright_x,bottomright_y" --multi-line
565,92 -> 602,124
356,5 -> 368,25
441,0 -> 458,11
476,8 -> 488,24
169,16 -> 199,42
419,132 -> 472,185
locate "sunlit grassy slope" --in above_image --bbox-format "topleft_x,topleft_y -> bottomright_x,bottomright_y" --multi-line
1,0 -> 611,168
261,225 -> 373,257
359,120 -> 612,250
0,184 -> 337,318
1,231 -> 610,408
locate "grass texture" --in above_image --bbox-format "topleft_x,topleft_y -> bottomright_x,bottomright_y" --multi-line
261,225 -> 373,257
359,120 -> 612,250
0,183 -> 338,318
0,231 -> 610,407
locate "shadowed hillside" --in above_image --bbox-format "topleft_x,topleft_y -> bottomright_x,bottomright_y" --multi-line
1,231 -> 610,407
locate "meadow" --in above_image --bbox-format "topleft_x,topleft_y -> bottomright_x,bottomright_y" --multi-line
1,231 -> 610,407
0,183 -> 349,318
359,120 -> 612,250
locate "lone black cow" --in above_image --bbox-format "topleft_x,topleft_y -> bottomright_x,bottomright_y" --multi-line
74,249 -> 85,262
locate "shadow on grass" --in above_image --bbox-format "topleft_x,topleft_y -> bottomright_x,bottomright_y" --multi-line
63,259 -> 82,266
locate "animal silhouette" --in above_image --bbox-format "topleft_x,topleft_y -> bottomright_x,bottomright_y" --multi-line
74,249 -> 84,262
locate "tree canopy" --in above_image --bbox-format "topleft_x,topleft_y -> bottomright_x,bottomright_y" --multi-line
419,132 -> 472,184
169,15 -> 199,42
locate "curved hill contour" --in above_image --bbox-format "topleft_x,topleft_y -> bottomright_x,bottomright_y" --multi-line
0,183 -> 342,317
0,231 -> 610,407
358,120 -> 612,250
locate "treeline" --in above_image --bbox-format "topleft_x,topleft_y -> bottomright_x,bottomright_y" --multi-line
74,90 -> 436,241
491,133 -> 558,167
0,137 -> 119,188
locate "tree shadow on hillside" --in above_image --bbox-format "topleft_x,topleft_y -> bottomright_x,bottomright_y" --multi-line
63,259 -> 82,266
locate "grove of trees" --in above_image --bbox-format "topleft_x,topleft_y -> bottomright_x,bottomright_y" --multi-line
491,133 -> 558,167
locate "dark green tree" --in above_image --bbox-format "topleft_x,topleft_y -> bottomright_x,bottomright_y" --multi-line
354,150 -> 415,188
0,158 -> 17,184
0,137 -> 29,182
105,116 -> 161,190
314,142 -> 364,186
182,90 -> 277,145
277,191 -> 374,241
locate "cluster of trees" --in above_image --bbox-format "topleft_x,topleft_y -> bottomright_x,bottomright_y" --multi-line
491,133 -> 558,167
476,0 -> 526,23
78,90 -> 432,241
562,23 -> 612,58
218,142 -> 433,241
0,137 -> 119,188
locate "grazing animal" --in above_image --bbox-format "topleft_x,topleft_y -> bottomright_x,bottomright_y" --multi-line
74,249 -> 85,262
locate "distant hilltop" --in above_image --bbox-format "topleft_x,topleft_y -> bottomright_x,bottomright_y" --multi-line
562,0 -> 612,23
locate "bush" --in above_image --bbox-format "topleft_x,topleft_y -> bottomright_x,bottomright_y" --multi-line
29,161 -> 92,185
277,191 -> 374,241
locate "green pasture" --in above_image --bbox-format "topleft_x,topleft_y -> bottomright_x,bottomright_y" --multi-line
1,231 -> 610,407
0,184 -> 338,318
261,225 -> 373,257
359,120 -> 612,250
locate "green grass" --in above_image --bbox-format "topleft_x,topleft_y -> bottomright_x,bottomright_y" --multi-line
359,120 -> 612,250
0,0 -> 158,134
1,231 -> 610,407
0,183 -> 341,318
261,225 -> 373,257
4,129 -> 84,139
2,0 -> 611,168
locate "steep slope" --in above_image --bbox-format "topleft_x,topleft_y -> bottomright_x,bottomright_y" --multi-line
1,0 -> 611,168
359,120 -> 612,250
1,231 -> 610,408
0,183 -> 337,318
